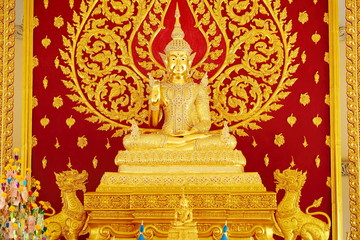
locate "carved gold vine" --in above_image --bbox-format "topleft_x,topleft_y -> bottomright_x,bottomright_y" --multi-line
60,0 -> 299,137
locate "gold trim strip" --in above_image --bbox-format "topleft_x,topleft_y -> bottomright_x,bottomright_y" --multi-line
346,0 -> 359,238
329,0 -> 343,238
0,0 -> 15,172
22,0 -> 34,172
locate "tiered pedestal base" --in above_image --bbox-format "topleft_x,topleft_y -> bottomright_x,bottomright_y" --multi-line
167,224 -> 199,240
84,150 -> 279,240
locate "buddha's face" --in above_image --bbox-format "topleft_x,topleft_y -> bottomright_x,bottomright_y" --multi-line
166,50 -> 191,77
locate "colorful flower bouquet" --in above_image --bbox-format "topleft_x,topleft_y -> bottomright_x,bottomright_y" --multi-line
0,148 -> 48,239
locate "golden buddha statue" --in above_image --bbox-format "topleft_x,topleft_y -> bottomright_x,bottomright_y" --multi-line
123,6 -> 237,151
173,194 -> 195,227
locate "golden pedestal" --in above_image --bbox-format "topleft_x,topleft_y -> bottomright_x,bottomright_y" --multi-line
84,150 -> 278,240
167,224 -> 199,240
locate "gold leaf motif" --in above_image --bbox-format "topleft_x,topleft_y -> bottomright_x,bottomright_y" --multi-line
105,138 -> 111,149
55,137 -> 60,149
313,0 -> 318,4
312,197 -> 323,207
54,56 -> 60,69
298,11 -> 308,24
93,156 -> 98,169
42,156 -> 47,169
251,136 -> 257,147
32,135 -> 38,148
325,94 -> 330,105
299,93 -> 310,106
264,154 -> 269,167
77,136 -> 88,149
302,136 -> 308,148
325,135 -> 330,147
323,13 -> 329,24
314,71 -> 320,84
315,155 -> 320,168
66,116 -> 76,128
287,113 -> 297,127
32,96 -> 38,109
40,116 -> 50,128
324,52 -> 329,63
290,156 -> 295,168
274,134 -> 285,147
301,51 -> 307,63
33,16 -> 39,29
326,177 -> 331,187
67,158 -> 72,169
54,16 -> 64,28
43,76 -> 48,89
44,0 -> 49,9
33,56 -> 39,68
312,114 -> 322,127
53,96 -> 64,109
69,0 -> 74,8
41,36 -> 51,49
311,31 -> 321,44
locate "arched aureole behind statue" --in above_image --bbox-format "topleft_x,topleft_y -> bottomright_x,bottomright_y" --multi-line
59,0 -> 299,138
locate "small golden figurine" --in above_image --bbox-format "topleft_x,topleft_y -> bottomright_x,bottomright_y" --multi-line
123,5 -> 237,151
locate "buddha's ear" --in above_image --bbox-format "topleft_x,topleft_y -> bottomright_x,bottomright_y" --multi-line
189,53 -> 196,65
160,53 -> 167,66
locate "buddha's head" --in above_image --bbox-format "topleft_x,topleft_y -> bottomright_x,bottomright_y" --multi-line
161,5 -> 195,80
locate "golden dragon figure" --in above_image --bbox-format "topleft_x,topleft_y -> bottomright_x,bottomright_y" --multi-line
274,168 -> 331,240
44,168 -> 88,240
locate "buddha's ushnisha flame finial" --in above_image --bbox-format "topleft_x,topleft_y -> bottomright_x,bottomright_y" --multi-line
164,3 -> 192,53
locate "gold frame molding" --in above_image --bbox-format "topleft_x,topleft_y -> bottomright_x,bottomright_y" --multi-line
0,0 -> 342,238
0,0 -> 15,171
346,0 -> 360,238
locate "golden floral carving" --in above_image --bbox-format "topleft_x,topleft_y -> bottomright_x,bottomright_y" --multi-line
59,0 -> 300,137
54,16 -> 64,28
299,93 -> 310,106
301,51 -> 307,63
251,136 -> 257,147
33,16 -> 39,28
314,71 -> 320,84
274,133 -> 285,147
311,31 -> 321,44
325,135 -> 330,147
324,52 -> 329,63
105,138 -> 111,149
302,136 -> 308,148
92,156 -> 98,169
55,137 -> 60,149
40,116 -> 50,128
66,116 -> 76,128
323,13 -> 329,24
264,154 -> 269,167
33,56 -> 39,68
41,36 -> 51,48
287,113 -> 296,127
53,96 -> 64,109
77,136 -> 88,149
298,11 -> 308,24
313,0 -> 318,4
32,96 -> 38,109
54,56 -> 59,69
44,0 -> 49,9
315,155 -> 320,168
324,94 -> 330,105
312,114 -> 322,127
326,177 -> 331,188
32,136 -> 38,148
42,156 -> 47,169
69,0 -> 74,9
43,76 -> 48,89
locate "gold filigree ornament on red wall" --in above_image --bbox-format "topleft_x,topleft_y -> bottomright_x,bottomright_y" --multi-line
59,0 -> 299,137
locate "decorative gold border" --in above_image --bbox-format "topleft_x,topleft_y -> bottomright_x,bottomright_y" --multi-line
0,0 -> 15,172
17,0 -> 344,238
22,0 -> 34,172
329,0 -> 343,239
346,0 -> 359,238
